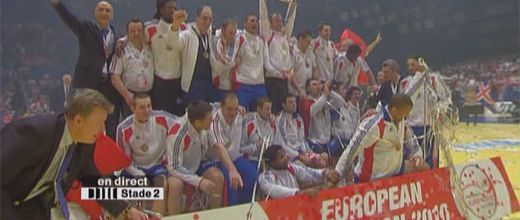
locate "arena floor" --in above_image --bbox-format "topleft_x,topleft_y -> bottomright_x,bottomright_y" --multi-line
448,123 -> 520,219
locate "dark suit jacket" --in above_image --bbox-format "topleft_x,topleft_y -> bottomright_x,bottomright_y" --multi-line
50,85 -> 68,113
52,2 -> 116,93
377,76 -> 404,107
0,114 -> 128,219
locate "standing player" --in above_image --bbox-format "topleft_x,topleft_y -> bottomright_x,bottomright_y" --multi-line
145,0 -> 187,115
259,0 -> 297,113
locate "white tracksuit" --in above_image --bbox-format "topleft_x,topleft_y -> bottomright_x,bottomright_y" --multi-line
335,108 -> 422,182
401,71 -> 450,127
208,109 -> 243,161
166,114 -> 211,187
117,111 -> 177,176
259,163 -> 323,199
331,101 -> 361,140
311,37 -> 336,81
259,0 -> 296,79
209,31 -> 241,91
144,19 -> 185,80
274,111 -> 308,159
305,92 -> 346,145
240,113 -> 277,160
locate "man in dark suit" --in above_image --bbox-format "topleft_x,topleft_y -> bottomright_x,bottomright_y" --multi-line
377,59 -> 403,107
1,89 -> 147,219
50,74 -> 72,113
51,0 -> 120,139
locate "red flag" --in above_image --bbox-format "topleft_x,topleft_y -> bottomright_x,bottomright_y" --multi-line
94,133 -> 132,175
66,180 -> 104,219
339,28 -> 368,57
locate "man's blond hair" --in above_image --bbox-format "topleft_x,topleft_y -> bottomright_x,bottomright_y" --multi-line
65,89 -> 114,119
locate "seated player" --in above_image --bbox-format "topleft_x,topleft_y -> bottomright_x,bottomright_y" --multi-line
275,94 -> 327,168
116,93 -> 176,215
203,92 -> 245,205
330,86 -> 362,152
166,101 -> 236,214
299,79 -> 346,160
258,145 -> 339,199
238,97 -> 278,203
334,95 -> 430,184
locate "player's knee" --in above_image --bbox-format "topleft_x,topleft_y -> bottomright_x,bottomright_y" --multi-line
204,168 -> 224,184
167,176 -> 184,193
152,175 -> 166,187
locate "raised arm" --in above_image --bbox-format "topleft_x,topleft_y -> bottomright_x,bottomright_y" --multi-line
51,0 -> 83,36
283,0 -> 298,39
310,94 -> 327,116
259,0 -> 271,39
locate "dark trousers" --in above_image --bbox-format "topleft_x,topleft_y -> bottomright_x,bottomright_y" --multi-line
182,78 -> 215,108
411,126 -> 437,169
265,78 -> 288,114
98,80 -> 121,139
463,104 -> 482,125
151,77 -> 182,116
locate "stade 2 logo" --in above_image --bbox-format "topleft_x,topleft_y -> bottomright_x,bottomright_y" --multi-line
458,164 -> 498,219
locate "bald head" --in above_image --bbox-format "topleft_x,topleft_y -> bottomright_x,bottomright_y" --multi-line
63,74 -> 72,86
270,13 -> 283,32
196,5 -> 213,34
95,1 -> 113,29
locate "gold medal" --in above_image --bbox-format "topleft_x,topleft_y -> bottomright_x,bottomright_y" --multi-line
141,144 -> 149,152
166,45 -> 174,51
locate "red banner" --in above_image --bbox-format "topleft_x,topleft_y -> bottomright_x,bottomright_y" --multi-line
259,157 -> 519,220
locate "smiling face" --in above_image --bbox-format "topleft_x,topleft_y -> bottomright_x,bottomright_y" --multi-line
319,24 -> 331,40
306,79 -> 322,97
245,15 -> 258,34
270,14 -> 283,32
257,102 -> 272,121
132,96 -> 152,123
95,1 -> 113,28
407,58 -> 423,74
298,35 -> 313,51
127,21 -> 144,47
196,6 -> 213,34
160,1 -> 177,23
350,89 -> 361,104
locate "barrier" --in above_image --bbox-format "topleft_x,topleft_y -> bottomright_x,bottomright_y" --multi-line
169,157 -> 519,220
